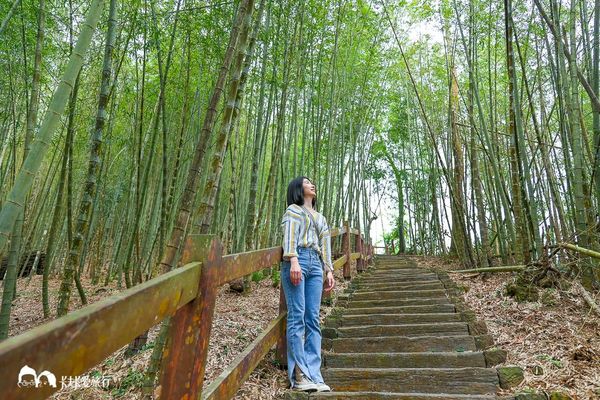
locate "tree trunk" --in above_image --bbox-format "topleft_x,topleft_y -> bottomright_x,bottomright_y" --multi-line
0,0 -> 105,254
143,0 -> 255,394
57,0 -> 118,316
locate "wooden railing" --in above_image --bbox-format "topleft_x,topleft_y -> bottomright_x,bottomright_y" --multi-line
0,221 -> 372,400
373,245 -> 391,255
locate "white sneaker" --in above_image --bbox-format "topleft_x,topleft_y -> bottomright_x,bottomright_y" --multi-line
315,382 -> 331,392
293,367 -> 318,392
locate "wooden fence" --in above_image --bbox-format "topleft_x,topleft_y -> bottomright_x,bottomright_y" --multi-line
0,221 -> 372,400
373,245 -> 390,255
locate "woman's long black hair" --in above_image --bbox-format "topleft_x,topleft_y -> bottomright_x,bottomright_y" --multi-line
286,176 -> 317,208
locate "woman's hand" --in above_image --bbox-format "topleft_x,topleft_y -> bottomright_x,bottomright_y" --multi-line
290,257 -> 302,286
324,270 -> 335,293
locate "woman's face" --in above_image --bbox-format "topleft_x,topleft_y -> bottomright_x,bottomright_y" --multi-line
303,178 -> 316,199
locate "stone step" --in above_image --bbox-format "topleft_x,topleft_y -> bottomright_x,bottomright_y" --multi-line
358,275 -> 440,283
359,271 -> 439,278
374,264 -> 419,266
351,289 -> 447,300
355,281 -> 444,291
340,313 -> 460,326
355,274 -> 441,283
332,335 -> 477,352
366,269 -> 434,275
343,304 -> 456,315
347,298 -> 451,309
359,275 -> 436,281
324,351 -> 487,368
358,277 -> 440,283
372,261 -> 418,266
306,392 -> 497,399
372,268 -> 424,272
322,367 -> 499,394
353,282 -> 444,292
363,266 -> 433,271
373,261 -> 420,265
369,268 -> 425,273
336,322 -> 469,338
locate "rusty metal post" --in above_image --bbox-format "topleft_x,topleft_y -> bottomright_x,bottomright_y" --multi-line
355,229 -> 364,273
275,276 -> 287,367
159,235 -> 222,399
342,221 -> 351,280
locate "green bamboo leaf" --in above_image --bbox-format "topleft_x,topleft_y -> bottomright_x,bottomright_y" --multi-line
0,0 -> 105,253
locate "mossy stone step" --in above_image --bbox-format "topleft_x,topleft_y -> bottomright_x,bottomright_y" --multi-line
351,289 -> 447,300
332,335 -> 477,352
324,351 -> 487,368
347,298 -> 451,308
340,313 -> 461,326
322,367 -> 498,394
336,322 -> 469,338
343,304 -> 455,315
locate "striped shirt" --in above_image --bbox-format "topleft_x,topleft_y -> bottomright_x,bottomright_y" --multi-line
281,204 -> 334,273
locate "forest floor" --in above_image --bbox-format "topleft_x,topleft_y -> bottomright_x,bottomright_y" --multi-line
417,255 -> 600,400
6,256 -> 599,399
6,264 -> 352,399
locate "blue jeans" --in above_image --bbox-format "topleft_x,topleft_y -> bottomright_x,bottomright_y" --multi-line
281,246 -> 325,387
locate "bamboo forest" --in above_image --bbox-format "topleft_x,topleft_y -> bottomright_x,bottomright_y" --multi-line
0,0 -> 598,399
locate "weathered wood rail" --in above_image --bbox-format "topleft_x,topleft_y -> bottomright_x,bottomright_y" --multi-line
0,221 -> 372,400
373,245 -> 390,255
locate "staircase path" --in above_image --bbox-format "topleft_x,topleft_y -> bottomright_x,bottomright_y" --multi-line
286,255 -> 517,399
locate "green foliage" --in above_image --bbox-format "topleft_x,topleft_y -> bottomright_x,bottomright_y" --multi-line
408,0 -> 436,20
0,0 -> 598,355
271,269 -> 280,288
251,271 -> 263,282
111,368 -> 145,397
388,97 -> 410,144
536,354 -> 563,369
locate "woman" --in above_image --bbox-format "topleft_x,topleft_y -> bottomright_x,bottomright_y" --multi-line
280,176 -> 335,392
